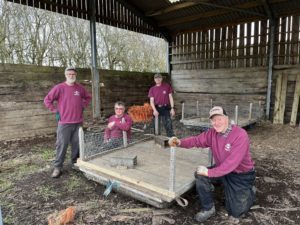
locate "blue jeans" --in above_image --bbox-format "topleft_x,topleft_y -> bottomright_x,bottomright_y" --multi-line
194,168 -> 256,217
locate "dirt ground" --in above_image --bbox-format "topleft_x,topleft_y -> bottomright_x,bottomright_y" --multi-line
0,121 -> 300,225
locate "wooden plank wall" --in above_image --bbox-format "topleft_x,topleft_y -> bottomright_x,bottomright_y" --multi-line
170,15 -> 300,122
170,16 -> 300,70
172,67 -> 267,117
0,64 -> 161,141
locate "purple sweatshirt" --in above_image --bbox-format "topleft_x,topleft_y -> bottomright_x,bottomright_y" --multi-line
44,82 -> 92,124
148,83 -> 173,106
180,125 -> 254,178
104,114 -> 133,140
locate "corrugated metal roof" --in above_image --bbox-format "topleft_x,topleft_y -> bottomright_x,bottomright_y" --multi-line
6,0 -> 300,40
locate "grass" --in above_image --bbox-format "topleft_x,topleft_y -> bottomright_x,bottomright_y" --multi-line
13,164 -> 40,180
67,174 -> 82,192
40,147 -> 55,161
0,178 -> 13,193
36,185 -> 60,201
0,201 -> 17,225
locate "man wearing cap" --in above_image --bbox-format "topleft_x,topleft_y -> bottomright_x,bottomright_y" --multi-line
148,73 -> 175,137
168,106 -> 256,222
44,67 -> 92,178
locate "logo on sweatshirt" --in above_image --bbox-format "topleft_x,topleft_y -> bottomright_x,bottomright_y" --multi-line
163,90 -> 167,94
74,90 -> 80,96
225,143 -> 231,152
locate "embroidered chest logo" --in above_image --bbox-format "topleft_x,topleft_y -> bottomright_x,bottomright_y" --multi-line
163,90 -> 167,94
225,143 -> 231,152
74,90 -> 80,96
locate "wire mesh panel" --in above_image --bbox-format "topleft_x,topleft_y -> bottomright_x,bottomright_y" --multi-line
180,100 -> 264,128
80,118 -> 210,161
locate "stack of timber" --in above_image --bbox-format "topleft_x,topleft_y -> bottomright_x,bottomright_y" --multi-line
273,67 -> 300,126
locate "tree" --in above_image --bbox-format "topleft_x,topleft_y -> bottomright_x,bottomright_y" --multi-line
0,0 -> 167,72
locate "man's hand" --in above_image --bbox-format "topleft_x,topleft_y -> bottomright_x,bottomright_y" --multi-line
107,121 -> 115,129
55,111 -> 60,122
170,108 -> 175,117
196,165 -> 208,176
153,110 -> 159,117
168,137 -> 180,147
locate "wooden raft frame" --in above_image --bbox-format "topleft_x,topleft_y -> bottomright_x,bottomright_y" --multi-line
77,128 -> 209,208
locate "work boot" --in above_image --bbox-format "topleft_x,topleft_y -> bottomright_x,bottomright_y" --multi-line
51,168 -> 61,178
71,163 -> 79,171
194,205 -> 216,222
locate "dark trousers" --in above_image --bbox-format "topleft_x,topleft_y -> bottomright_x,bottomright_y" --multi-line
54,123 -> 81,169
154,105 -> 174,137
194,168 -> 256,217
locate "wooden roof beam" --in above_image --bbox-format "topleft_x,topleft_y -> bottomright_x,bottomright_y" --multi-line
261,0 -> 275,19
146,0 -> 210,17
158,0 -> 268,27
146,0 -> 266,18
194,1 -> 266,17
116,0 -> 172,42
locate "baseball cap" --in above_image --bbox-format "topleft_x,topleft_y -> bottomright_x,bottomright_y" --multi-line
65,66 -> 77,73
209,106 -> 227,119
154,73 -> 162,78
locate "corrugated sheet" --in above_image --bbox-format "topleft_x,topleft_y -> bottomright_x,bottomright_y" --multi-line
6,0 -> 300,39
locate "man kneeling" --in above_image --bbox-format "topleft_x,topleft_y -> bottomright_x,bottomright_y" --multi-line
169,106 -> 256,222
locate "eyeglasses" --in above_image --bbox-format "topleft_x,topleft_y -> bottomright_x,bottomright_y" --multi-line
115,107 -> 124,110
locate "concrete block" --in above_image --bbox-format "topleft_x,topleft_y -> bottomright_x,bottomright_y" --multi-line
154,135 -> 169,148
110,155 -> 137,168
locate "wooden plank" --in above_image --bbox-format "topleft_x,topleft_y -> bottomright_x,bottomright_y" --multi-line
209,29 -> 214,69
220,27 -> 226,68
226,26 -> 233,68
238,24 -> 245,67
279,17 -> 287,65
172,67 -> 267,79
273,73 -> 288,124
214,28 -> 220,68
201,31 -> 207,69
0,127 -> 56,141
253,21 -> 259,67
290,75 -> 300,125
232,26 -> 238,68
172,78 -> 267,94
291,15 -> 299,64
260,20 -> 267,66
246,23 -> 251,67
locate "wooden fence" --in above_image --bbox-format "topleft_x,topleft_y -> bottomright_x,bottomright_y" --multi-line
170,15 -> 300,70
0,64 -> 160,141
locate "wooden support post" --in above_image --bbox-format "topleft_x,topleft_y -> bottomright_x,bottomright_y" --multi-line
181,102 -> 185,121
258,100 -> 263,119
196,101 -> 199,117
155,116 -> 159,135
122,118 -> 128,147
169,146 -> 176,192
210,99 -> 213,109
273,73 -> 288,124
79,127 -> 86,161
249,103 -> 253,120
290,75 -> 300,126
235,105 -> 239,125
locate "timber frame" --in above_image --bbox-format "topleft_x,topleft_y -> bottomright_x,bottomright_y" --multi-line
6,0 -> 300,121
